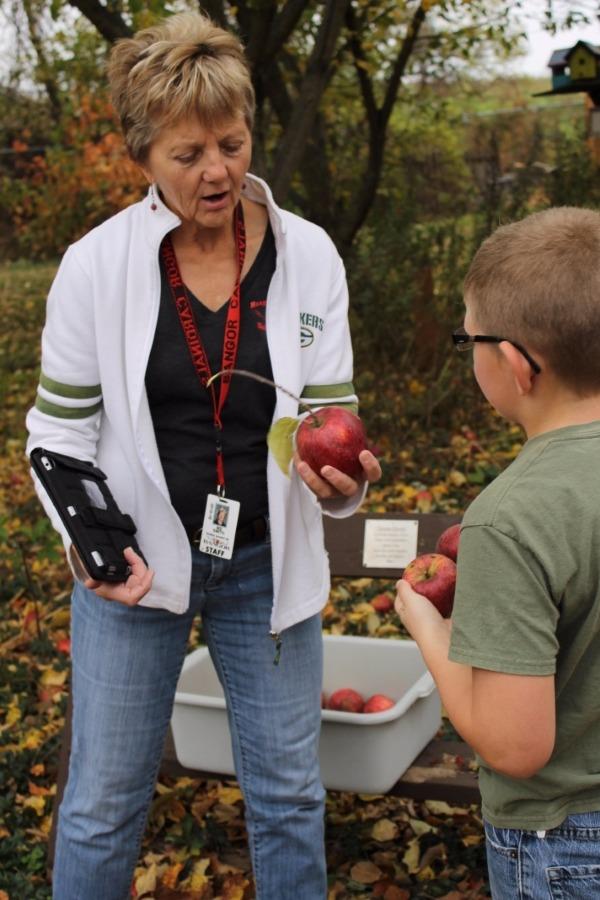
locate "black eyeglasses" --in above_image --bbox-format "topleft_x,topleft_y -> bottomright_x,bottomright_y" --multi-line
452,328 -> 542,375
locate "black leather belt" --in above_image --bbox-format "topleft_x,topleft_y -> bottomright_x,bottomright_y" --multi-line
186,515 -> 268,550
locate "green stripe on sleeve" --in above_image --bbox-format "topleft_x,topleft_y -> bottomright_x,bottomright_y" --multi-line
35,397 -> 103,419
40,373 -> 102,400
301,400 -> 359,414
300,382 -> 355,400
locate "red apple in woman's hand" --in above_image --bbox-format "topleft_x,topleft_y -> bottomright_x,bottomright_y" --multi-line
296,407 -> 368,479
402,552 -> 457,618
435,523 -> 461,562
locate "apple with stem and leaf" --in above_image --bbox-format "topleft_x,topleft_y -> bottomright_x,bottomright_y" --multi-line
206,368 -> 375,480
295,407 -> 367,479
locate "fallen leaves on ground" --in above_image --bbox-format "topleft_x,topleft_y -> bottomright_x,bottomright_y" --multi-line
0,262 -> 515,898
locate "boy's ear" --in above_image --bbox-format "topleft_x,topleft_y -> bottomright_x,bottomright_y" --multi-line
498,341 -> 537,396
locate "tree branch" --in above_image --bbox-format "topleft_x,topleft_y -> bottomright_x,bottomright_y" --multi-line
298,110 -> 334,232
345,3 -> 378,132
337,1 -> 428,252
66,0 -> 132,42
235,0 -> 278,68
269,0 -> 351,202
198,0 -> 229,30
381,2 -> 427,125
263,0 -> 310,65
259,56 -> 294,127
22,0 -> 62,121
257,49 -> 333,220
336,131 -> 384,254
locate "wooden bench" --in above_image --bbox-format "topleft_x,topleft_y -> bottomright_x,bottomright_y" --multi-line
48,511 -> 479,868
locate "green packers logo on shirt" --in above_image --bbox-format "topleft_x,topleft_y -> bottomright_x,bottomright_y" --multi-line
300,327 -> 314,348
300,312 -> 324,348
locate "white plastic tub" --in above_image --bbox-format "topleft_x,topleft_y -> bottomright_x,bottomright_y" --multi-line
171,634 -> 441,793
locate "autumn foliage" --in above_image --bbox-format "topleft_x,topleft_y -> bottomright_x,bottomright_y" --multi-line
2,91 -> 145,259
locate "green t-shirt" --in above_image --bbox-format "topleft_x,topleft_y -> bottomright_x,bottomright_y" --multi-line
449,420 -> 600,830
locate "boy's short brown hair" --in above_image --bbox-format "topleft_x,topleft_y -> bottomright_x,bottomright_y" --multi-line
107,11 -> 255,163
464,206 -> 600,395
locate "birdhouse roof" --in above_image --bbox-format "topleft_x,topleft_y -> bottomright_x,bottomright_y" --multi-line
548,48 -> 570,68
548,41 -> 600,69
569,40 -> 600,59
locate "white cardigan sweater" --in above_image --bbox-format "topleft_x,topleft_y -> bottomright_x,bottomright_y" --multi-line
26,175 -> 364,634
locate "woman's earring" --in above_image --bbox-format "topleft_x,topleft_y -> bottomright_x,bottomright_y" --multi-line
150,184 -> 157,211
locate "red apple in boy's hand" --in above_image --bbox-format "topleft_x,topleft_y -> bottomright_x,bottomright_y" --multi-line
363,694 -> 395,714
296,407 -> 368,480
402,553 -> 457,618
327,688 -> 365,713
435,523 -> 461,562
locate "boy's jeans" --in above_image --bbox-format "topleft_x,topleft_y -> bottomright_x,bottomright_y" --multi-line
485,812 -> 600,899
52,539 -> 326,900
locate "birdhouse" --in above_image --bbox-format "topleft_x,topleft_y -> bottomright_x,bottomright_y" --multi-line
570,43 -> 599,81
548,49 -> 571,89
536,40 -> 600,104
534,38 -> 600,166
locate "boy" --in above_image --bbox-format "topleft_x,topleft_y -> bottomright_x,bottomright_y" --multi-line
396,207 -> 600,899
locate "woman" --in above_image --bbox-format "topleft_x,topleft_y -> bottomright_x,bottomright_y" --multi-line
26,11 -> 380,900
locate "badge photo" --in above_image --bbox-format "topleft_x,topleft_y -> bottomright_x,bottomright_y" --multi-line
199,494 -> 240,559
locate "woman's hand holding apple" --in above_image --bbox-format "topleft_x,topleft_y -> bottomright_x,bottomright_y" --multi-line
292,404 -> 381,498
209,377 -> 382,499
294,448 -> 381,500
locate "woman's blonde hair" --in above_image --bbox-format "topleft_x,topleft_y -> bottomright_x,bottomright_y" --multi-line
107,11 -> 255,162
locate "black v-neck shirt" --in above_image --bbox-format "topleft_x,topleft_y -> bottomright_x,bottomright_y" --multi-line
145,224 -> 277,530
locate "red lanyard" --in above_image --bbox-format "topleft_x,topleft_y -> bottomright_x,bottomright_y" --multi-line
160,204 -> 246,493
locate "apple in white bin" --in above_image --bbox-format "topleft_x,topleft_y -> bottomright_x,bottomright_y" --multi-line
363,694 -> 395,714
435,523 -> 461,562
327,688 -> 365,713
296,407 -> 367,480
402,552 -> 457,618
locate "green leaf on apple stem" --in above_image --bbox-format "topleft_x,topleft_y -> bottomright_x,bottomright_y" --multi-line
267,416 -> 300,475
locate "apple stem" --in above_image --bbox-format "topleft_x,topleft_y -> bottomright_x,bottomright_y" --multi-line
206,368 -> 320,423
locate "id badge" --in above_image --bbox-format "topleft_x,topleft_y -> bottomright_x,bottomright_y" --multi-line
198,494 -> 240,559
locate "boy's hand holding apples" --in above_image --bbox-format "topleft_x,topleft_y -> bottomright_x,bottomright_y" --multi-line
395,525 -> 460,641
395,577 -> 453,643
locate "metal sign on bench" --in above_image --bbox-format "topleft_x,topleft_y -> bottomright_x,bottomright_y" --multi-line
322,511 -> 461,579
362,518 -> 418,570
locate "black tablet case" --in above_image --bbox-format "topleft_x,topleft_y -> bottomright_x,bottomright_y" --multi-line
30,447 -> 146,582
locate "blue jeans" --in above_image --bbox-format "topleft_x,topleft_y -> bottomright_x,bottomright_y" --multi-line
485,812 -> 600,899
52,540 -> 326,900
